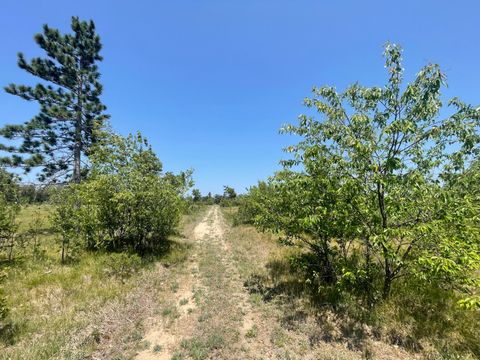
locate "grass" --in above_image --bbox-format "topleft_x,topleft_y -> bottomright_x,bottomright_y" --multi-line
223,207 -> 480,360
0,204 -> 205,359
171,351 -> 185,360
180,333 -> 225,360
245,325 -> 258,338
3,204 -> 477,359
179,298 -> 189,306
170,281 -> 180,293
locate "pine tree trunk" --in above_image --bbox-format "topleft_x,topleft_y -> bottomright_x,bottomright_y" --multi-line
73,138 -> 81,183
73,78 -> 83,184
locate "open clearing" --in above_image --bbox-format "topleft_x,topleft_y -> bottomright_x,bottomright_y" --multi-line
130,206 -> 414,360
0,205 -> 433,359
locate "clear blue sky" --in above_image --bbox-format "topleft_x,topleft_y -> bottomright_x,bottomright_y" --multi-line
1,0 -> 479,194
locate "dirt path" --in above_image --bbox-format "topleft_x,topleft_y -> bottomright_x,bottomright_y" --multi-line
135,208 -> 214,360
135,206 -> 268,359
134,206 -> 415,360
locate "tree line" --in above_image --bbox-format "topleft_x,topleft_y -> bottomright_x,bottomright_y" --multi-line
191,185 -> 239,206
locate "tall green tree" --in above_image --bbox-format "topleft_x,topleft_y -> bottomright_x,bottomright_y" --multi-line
247,43 -> 480,302
223,185 -> 237,199
192,189 -> 202,202
281,43 -> 480,299
0,16 -> 109,183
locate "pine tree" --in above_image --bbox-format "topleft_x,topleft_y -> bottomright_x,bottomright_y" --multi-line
0,17 -> 109,183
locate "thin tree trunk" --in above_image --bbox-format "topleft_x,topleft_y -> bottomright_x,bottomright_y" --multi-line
73,138 -> 81,183
8,235 -> 14,261
377,181 -> 393,299
61,238 -> 66,263
73,78 -> 83,184
383,269 -> 393,299
364,235 -> 375,306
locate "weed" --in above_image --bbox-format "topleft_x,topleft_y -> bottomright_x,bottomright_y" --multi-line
162,306 -> 179,319
170,281 -> 179,293
193,288 -> 202,305
270,326 -> 289,347
138,340 -> 150,350
179,298 -> 188,306
245,325 -> 258,338
170,351 -> 185,360
181,333 -> 225,360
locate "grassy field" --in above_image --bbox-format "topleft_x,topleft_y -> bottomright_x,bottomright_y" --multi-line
0,204 -> 205,359
1,205 -> 478,359
223,207 -> 480,360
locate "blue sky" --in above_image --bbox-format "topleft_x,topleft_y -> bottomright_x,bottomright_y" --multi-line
1,0 -> 479,194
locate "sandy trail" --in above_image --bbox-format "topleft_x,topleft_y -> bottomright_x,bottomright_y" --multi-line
136,206 -> 225,360
136,206 -> 288,360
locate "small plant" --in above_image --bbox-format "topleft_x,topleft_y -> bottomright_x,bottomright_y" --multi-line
139,340 -> 151,350
0,270 -> 9,324
179,298 -> 189,306
171,351 -> 185,360
0,195 -> 19,261
162,306 -> 179,320
245,325 -> 258,338
153,344 -> 162,353
28,208 -> 45,260
193,289 -> 202,305
102,253 -> 142,283
170,281 -> 179,293
180,333 -> 225,360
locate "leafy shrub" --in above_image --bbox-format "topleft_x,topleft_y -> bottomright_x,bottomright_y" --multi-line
0,190 -> 19,261
52,187 -> 82,262
235,181 -> 273,225
0,270 -> 8,323
52,132 -> 189,256
102,253 -> 142,282
0,169 -> 19,203
0,268 -> 17,345
245,44 -> 480,306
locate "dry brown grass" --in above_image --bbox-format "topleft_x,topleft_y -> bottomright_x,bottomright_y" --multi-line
0,205 -> 206,360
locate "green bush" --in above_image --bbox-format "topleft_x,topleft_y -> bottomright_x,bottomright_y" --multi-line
0,270 -> 8,323
0,191 -> 19,261
245,44 -> 480,306
235,181 -> 273,225
102,253 -> 142,282
0,169 -> 19,203
52,132 -> 189,256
